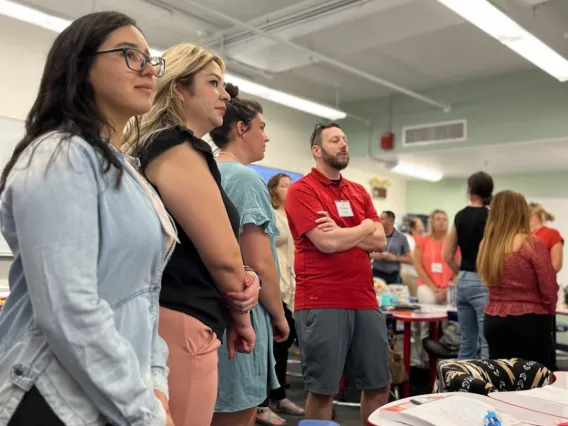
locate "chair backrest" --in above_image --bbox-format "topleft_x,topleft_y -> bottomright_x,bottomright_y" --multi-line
299,421 -> 340,426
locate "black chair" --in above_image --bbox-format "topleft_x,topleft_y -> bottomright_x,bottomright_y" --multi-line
422,337 -> 458,359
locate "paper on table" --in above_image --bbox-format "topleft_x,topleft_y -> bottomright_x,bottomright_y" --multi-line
514,386 -> 568,406
401,395 -> 522,426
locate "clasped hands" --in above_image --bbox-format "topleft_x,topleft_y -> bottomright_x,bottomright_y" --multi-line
219,211 -> 338,360
373,252 -> 398,262
224,270 -> 260,359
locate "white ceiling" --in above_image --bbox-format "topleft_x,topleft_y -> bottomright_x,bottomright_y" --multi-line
15,0 -> 568,105
10,0 -> 568,181
379,138 -> 568,179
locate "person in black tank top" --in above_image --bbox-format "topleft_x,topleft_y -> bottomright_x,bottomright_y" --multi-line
444,171 -> 493,360
127,44 -> 260,426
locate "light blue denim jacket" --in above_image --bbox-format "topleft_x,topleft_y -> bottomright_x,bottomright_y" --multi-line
0,133 -> 172,425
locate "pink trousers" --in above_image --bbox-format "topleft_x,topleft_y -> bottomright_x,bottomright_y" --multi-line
159,307 -> 221,426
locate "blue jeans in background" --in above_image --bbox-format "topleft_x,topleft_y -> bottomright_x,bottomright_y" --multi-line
456,271 -> 489,359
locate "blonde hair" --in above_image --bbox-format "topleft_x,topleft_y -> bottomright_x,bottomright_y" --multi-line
477,190 -> 532,286
529,202 -> 555,223
124,43 -> 225,156
428,209 -> 448,235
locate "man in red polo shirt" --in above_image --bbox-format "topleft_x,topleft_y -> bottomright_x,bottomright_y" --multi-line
286,123 -> 389,424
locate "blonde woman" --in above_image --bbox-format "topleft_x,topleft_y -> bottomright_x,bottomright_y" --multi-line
414,210 -> 460,304
126,44 -> 260,426
479,191 -> 558,370
529,202 -> 563,272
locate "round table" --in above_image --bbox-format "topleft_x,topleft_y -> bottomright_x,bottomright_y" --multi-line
391,310 -> 448,398
367,392 -> 568,425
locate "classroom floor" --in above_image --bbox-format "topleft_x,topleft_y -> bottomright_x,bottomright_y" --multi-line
278,358 -> 361,426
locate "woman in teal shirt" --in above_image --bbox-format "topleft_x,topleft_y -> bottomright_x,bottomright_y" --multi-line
210,83 -> 290,426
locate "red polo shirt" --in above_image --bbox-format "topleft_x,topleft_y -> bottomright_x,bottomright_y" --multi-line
285,168 -> 380,310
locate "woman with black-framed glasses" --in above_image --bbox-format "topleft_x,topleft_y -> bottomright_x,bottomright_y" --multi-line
0,11 -> 173,426
92,46 -> 165,77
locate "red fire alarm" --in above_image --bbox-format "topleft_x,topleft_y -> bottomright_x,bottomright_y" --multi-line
380,132 -> 394,150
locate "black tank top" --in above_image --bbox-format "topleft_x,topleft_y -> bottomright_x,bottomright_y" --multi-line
454,206 -> 489,272
139,126 -> 239,339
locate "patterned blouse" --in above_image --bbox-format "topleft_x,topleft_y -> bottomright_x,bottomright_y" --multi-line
485,236 -> 558,317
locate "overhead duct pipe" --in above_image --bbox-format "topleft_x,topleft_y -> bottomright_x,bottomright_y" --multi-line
173,0 -> 452,112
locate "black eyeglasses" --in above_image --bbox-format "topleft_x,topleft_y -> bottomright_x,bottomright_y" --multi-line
92,47 -> 165,77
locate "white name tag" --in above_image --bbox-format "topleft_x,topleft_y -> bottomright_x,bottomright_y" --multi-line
335,200 -> 354,217
431,262 -> 443,274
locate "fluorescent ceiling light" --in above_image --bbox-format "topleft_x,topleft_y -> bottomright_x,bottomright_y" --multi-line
0,0 -> 68,32
223,74 -> 346,120
437,0 -> 568,82
0,0 -> 347,120
391,162 -> 444,182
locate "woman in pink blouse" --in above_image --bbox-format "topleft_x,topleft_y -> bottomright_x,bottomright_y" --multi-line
477,191 -> 558,370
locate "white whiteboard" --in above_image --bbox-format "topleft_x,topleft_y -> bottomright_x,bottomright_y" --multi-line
531,197 -> 568,289
0,117 -> 25,257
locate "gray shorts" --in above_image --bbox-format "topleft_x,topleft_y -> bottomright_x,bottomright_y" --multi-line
295,309 -> 390,396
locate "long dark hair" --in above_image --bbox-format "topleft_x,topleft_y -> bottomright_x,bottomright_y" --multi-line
0,11 -> 139,195
209,83 -> 262,149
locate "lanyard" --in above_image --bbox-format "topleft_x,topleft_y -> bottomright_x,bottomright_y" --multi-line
429,237 -> 444,263
385,230 -> 397,253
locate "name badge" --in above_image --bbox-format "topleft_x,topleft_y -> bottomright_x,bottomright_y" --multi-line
335,200 -> 354,217
431,262 -> 443,274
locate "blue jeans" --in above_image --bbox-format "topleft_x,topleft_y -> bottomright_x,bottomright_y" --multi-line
456,271 -> 489,359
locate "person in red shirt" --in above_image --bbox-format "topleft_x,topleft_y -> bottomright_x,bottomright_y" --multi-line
286,123 -> 389,424
478,191 -> 558,371
529,202 -> 564,272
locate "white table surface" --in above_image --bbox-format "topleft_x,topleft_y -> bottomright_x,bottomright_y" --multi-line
488,380 -> 568,420
368,392 -> 567,425
551,371 -> 568,389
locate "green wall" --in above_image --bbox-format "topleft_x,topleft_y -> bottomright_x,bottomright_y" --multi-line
406,171 -> 568,220
340,69 -> 568,218
342,70 -> 568,157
